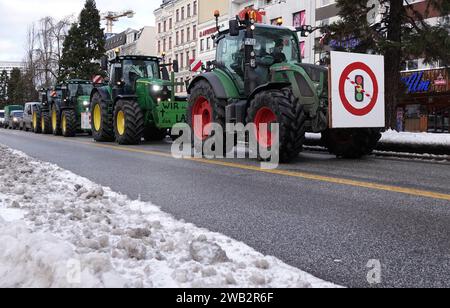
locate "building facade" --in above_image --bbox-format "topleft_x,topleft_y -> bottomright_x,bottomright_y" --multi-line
0,61 -> 26,77
155,0 -> 199,94
105,27 -> 157,60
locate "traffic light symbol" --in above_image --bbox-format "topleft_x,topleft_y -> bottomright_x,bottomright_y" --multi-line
355,75 -> 364,102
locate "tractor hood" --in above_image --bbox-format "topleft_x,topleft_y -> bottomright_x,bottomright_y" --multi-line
77,96 -> 91,107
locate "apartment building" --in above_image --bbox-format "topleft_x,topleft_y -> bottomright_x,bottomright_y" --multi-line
0,61 -> 26,77
104,27 -> 157,60
155,0 -> 199,93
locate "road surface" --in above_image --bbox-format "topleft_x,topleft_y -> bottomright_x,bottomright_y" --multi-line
1,129 -> 450,288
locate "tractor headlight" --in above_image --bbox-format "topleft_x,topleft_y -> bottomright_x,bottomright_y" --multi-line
152,85 -> 162,92
13,117 -> 18,122
83,101 -> 90,107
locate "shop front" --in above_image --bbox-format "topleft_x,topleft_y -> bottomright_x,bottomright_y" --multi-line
398,68 -> 450,133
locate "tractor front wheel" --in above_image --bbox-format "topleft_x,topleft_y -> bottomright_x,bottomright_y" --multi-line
247,88 -> 307,163
113,100 -> 145,145
32,108 -> 42,134
62,110 -> 77,137
41,111 -> 52,134
91,93 -> 114,142
187,80 -> 228,155
321,128 -> 382,159
51,105 -> 62,136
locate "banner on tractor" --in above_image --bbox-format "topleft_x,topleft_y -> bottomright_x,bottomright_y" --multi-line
330,51 -> 385,128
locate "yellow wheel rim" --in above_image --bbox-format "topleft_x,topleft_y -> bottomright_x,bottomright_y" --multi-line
41,117 -> 45,131
32,113 -> 37,130
116,111 -> 125,136
52,109 -> 57,131
62,114 -> 67,135
93,104 -> 101,131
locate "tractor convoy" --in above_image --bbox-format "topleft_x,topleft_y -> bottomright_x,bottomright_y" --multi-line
1,12 -> 383,163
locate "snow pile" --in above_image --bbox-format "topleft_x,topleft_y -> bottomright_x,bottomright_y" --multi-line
0,145 -> 337,288
380,130 -> 450,147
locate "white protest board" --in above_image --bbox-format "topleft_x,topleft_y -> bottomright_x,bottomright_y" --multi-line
330,51 -> 385,128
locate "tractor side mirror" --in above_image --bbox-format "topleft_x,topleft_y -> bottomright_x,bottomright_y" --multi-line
172,60 -> 179,73
100,56 -> 108,71
229,20 -> 240,37
161,66 -> 170,81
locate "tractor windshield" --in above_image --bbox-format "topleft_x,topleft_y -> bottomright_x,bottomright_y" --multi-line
68,84 -> 93,97
254,27 -> 301,64
123,59 -> 160,80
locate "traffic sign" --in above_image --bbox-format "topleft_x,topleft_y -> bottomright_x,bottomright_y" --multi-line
330,51 -> 385,128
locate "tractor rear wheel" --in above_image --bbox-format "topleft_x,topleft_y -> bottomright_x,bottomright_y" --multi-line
321,128 -> 382,158
61,110 -> 77,137
113,100 -> 145,145
247,88 -> 307,163
41,111 -> 52,134
91,92 -> 114,142
144,126 -> 167,141
187,80 -> 228,155
51,105 -> 62,136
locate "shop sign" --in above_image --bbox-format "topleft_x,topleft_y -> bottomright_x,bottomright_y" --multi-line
401,72 -> 431,94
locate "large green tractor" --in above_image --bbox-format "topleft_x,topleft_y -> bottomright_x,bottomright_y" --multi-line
90,55 -> 187,144
34,80 -> 94,137
187,13 -> 382,162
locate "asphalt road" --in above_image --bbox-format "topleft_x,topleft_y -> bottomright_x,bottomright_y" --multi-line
1,128 -> 450,288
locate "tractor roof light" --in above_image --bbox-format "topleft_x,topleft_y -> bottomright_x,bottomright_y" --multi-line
277,18 -> 283,26
214,10 -> 220,18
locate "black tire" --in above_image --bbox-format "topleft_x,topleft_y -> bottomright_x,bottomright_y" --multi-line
113,100 -> 145,145
62,109 -> 77,137
321,128 -> 382,159
144,126 -> 167,142
51,105 -> 62,136
33,109 -> 42,134
247,87 -> 307,163
41,111 -> 52,134
91,92 -> 114,142
187,80 -> 229,156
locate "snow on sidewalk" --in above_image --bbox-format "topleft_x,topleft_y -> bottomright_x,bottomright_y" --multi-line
0,145 -> 338,288
380,130 -> 450,147
307,130 -> 450,147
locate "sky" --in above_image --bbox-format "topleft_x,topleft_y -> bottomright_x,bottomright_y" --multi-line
0,0 -> 160,61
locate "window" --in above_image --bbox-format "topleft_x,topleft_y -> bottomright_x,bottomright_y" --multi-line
158,41 -> 161,54
193,1 -> 197,15
164,20 -> 167,32
187,4 -> 191,18
206,38 -> 210,50
200,39 -> 204,51
176,31 -> 179,45
192,49 -> 196,60
169,37 -> 172,49
216,32 -> 245,87
181,7 -> 185,20
300,41 -> 305,59
181,29 -> 184,44
169,18 -> 172,29
293,10 -> 306,27
187,27 -> 191,42
180,53 -> 184,69
176,10 -> 179,22
186,51 -> 190,65
163,39 -> 166,52
193,25 -> 197,40
158,23 -> 161,33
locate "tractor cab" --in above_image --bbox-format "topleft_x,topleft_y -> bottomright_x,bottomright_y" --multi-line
60,80 -> 93,111
108,55 -> 176,100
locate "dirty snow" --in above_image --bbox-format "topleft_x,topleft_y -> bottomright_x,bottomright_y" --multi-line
380,130 -> 450,147
307,131 -> 450,147
0,145 -> 338,288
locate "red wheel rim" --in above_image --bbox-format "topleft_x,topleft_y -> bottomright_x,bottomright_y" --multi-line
254,107 -> 277,148
192,96 -> 213,141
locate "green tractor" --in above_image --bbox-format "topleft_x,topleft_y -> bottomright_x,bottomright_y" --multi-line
187,13 -> 382,162
90,54 -> 187,144
34,80 -> 94,137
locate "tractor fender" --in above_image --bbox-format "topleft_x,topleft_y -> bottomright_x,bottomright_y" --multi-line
188,73 -> 227,100
114,95 -> 138,103
247,82 -> 291,104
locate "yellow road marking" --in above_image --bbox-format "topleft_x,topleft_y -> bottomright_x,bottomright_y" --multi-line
67,139 -> 450,202
4,131 -> 450,202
